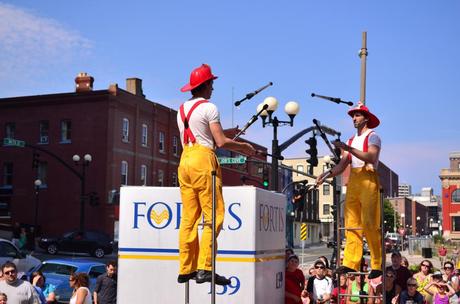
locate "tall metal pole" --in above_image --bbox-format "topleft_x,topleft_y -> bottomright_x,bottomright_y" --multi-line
80,164 -> 86,232
359,32 -> 368,104
271,118 -> 279,192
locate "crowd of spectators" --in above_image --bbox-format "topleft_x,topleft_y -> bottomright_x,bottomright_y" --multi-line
285,249 -> 460,304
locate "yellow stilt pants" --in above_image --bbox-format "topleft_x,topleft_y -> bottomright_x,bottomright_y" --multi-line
343,166 -> 382,271
178,144 -> 224,275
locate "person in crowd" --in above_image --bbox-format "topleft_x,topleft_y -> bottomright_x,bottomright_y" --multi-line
18,227 -> 27,250
286,248 -> 295,263
331,273 -> 348,304
93,260 -> 117,304
443,261 -> 455,284
348,274 -> 369,304
383,268 -> 401,304
398,277 -> 424,304
69,273 -> 92,304
306,260 -> 333,304
386,251 -> 412,290
318,256 -> 333,277
413,259 -> 433,301
439,245 -> 448,267
424,280 -> 455,304
0,261 -> 40,303
452,246 -> 459,267
285,254 -> 305,304
449,275 -> 460,304
30,271 -> 47,304
400,257 -> 409,270
12,222 -> 21,248
0,293 -> 7,304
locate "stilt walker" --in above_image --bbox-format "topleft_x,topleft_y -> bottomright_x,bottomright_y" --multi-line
316,102 -> 383,279
176,64 -> 255,290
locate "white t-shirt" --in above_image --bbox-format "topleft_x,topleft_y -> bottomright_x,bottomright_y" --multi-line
347,129 -> 381,169
69,287 -> 92,304
176,97 -> 220,149
308,276 -> 333,302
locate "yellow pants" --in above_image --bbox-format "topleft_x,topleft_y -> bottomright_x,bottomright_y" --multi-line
178,144 -> 224,275
343,166 -> 382,271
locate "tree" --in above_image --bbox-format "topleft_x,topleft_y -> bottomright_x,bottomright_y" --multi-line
383,199 -> 400,233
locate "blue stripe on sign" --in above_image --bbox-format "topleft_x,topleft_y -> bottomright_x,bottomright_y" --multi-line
118,247 -> 258,255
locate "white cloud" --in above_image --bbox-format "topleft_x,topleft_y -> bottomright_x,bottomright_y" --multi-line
0,3 -> 91,86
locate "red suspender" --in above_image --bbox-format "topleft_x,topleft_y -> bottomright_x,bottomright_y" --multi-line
347,131 -> 374,161
179,99 -> 208,144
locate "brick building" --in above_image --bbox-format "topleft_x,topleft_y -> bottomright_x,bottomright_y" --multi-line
439,151 -> 460,239
0,73 -> 267,238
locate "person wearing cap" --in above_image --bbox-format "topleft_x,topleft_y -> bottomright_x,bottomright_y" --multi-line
399,278 -> 424,304
176,64 -> 255,286
386,251 -> 412,290
306,260 -> 333,304
316,102 -> 382,279
286,254 -> 305,304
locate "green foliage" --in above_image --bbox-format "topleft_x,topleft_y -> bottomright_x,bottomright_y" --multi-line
383,199 -> 399,233
433,235 -> 445,244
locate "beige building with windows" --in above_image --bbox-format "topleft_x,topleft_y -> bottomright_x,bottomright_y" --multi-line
282,156 -> 343,245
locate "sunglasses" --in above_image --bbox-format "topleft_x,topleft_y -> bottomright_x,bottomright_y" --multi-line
3,270 -> 16,275
315,266 -> 325,269
445,266 -> 453,269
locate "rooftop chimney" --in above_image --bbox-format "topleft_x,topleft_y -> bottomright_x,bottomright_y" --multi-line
75,72 -> 94,92
126,78 -> 145,97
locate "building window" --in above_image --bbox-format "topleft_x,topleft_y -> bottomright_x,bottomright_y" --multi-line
453,216 -> 460,231
141,124 -> 148,147
2,162 -> 13,188
323,204 -> 330,215
122,118 -> 129,142
140,165 -> 147,186
452,189 -> 460,203
159,132 -> 165,153
323,184 -> 330,196
5,123 -> 15,139
37,162 -> 48,187
158,170 -> 164,186
172,172 -> 178,186
296,165 -> 304,176
39,121 -> 49,144
121,161 -> 128,185
60,120 -> 71,143
172,136 -> 179,156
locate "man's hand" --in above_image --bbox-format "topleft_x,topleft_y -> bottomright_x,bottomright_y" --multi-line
332,140 -> 349,151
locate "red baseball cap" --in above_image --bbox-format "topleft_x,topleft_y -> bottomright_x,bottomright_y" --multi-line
348,102 -> 380,128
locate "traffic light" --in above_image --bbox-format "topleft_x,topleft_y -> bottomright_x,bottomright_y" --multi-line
305,136 -> 318,168
32,151 -> 40,169
262,166 -> 269,189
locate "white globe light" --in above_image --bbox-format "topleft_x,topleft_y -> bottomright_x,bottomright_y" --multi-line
257,102 -> 269,117
263,96 -> 278,112
34,179 -> 42,187
84,154 -> 92,162
284,101 -> 299,115
72,154 -> 80,162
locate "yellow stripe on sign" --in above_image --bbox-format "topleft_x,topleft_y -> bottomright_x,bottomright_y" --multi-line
118,254 -> 285,263
301,223 -> 307,240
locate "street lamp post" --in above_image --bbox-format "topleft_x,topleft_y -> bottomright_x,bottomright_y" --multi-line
33,179 -> 42,248
258,97 -> 299,191
73,154 -> 92,232
416,216 -> 421,235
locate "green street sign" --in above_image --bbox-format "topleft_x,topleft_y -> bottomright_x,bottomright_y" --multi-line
3,138 -> 26,147
218,156 -> 247,165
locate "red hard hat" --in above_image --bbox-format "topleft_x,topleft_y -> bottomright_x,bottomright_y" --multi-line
180,64 -> 218,92
347,102 -> 380,128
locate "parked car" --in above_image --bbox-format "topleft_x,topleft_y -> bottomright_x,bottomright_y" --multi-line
28,258 -> 106,303
0,238 -> 41,274
385,237 -> 397,252
39,231 -> 113,258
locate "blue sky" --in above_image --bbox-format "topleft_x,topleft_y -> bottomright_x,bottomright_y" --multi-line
1,1 -> 459,195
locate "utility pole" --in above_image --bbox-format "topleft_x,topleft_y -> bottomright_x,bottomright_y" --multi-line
359,32 -> 368,104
